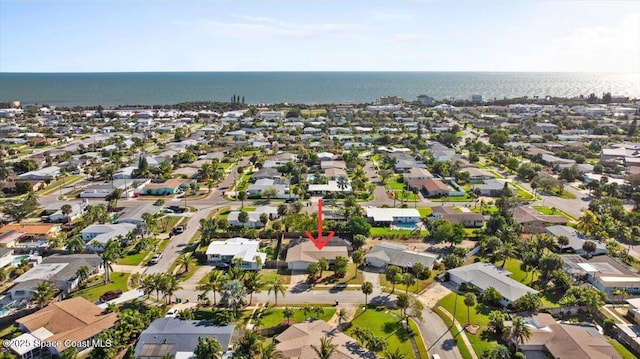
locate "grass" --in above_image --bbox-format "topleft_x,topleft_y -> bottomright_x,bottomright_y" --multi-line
345,308 -> 415,358
437,293 -> 495,356
258,307 -> 336,328
260,269 -> 291,286
498,258 -> 538,284
380,275 -> 435,294
433,306 -> 474,359
72,272 -> 130,302
532,206 -> 576,220
431,195 -> 474,202
156,215 -> 184,233
315,263 -> 364,285
37,174 -> 85,196
558,190 -> 577,199
300,109 -> 327,117
0,323 -> 20,340
370,227 -> 428,238
417,207 -> 433,217
607,337 -> 638,359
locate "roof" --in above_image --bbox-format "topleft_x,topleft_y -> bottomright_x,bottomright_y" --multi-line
365,207 -> 420,222
144,178 -> 189,190
16,297 -> 118,352
365,243 -> 439,268
522,313 -> 621,359
0,224 -> 59,236
116,203 -> 161,223
134,318 -> 235,357
11,254 -> 102,293
448,262 -> 538,302
286,238 -> 349,263
430,206 -> 485,224
276,320 -> 372,359
421,178 -> 449,192
546,225 -> 606,253
511,206 -> 568,225
205,238 -> 266,263
474,179 -> 508,191
81,223 -> 137,245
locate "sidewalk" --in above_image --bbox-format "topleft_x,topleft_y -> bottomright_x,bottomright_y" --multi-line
436,306 -> 478,359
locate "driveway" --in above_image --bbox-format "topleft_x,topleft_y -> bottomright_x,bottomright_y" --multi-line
97,288 -> 144,308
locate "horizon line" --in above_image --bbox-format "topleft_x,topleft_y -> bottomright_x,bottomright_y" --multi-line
2,70 -> 639,75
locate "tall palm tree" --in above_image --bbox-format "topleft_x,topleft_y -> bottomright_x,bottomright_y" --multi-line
243,271 -> 264,305
361,281 -> 373,306
510,316 -> 532,349
267,276 -> 286,306
337,308 -> 349,327
61,204 -> 73,223
101,239 -> 120,284
498,241 -> 518,268
283,307 -> 295,324
577,210 -> 599,237
464,293 -> 477,326
161,275 -> 182,304
75,265 -> 90,283
176,253 -> 193,273
311,336 -> 337,359
32,281 -> 56,308
234,331 -> 263,358
66,236 -> 85,254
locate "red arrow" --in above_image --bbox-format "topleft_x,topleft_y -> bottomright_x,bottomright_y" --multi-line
305,198 -> 335,250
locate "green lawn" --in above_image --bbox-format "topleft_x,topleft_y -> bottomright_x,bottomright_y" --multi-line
532,206 -> 576,220
380,274 -> 436,294
72,272 -> 130,302
301,109 -> 328,116
431,195 -> 474,202
315,263 -> 364,285
437,293 -> 496,356
607,337 -> 638,359
38,174 -> 85,196
259,307 -> 336,328
558,190 -> 577,199
409,318 -> 430,359
345,308 -> 416,357
370,227 -> 428,238
417,207 -> 433,217
498,258 -> 538,284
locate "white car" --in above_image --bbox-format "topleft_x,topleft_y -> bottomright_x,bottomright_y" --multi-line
150,253 -> 162,264
165,307 -> 179,318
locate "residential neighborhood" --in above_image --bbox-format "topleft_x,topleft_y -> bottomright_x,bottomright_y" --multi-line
0,94 -> 639,359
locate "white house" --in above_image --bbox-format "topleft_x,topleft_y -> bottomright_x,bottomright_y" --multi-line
365,207 -> 421,226
228,206 -> 279,228
365,243 -> 439,270
80,223 -> 137,251
546,225 -> 607,256
205,238 -> 266,270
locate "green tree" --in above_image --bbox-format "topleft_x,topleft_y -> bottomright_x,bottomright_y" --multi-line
402,272 -> 416,294
334,256 -> 349,277
243,271 -> 264,305
32,281 -> 56,308
383,348 -> 406,359
396,292 -> 410,317
194,336 -> 222,359
514,292 -> 542,313
488,310 -> 506,335
318,258 -> 329,278
75,265 -> 90,283
582,240 -> 597,258
337,308 -> 349,326
238,211 -> 250,225
361,281 -> 373,306
66,236 -> 84,254
311,336 -> 337,359
352,250 -> 365,270
385,266 -> 401,293
234,331 -> 263,358
267,276 -> 286,306
510,316 -> 532,348
101,239 -> 120,284
61,204 -> 73,223
238,191 -> 248,208
479,286 -> 502,307
464,293 -> 477,326
176,253 -> 194,273
307,262 -> 321,281
261,187 -> 278,200
346,216 -> 371,236
283,307 -> 294,324
220,279 -> 246,318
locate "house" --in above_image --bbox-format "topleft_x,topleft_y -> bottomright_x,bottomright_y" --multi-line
1,180 -> 47,194
80,179 -> 148,198
116,203 -> 162,225
17,166 -> 60,181
286,237 -> 351,271
10,297 -> 118,358
518,313 -> 621,359
81,223 -> 137,251
320,160 -> 347,170
473,179 -> 509,197
626,298 -> 640,325
511,206 -> 569,233
0,224 -> 61,247
562,255 -> 640,295
365,207 -> 421,226
546,225 -> 607,256
251,167 -> 282,181
414,178 -> 449,197
365,243 -> 440,270
276,320 -> 371,359
228,206 -> 279,228
308,179 -> 352,195
429,206 -> 485,227
139,179 -> 190,196
447,262 -> 539,306
9,254 -> 102,300
41,203 -> 84,223
403,167 -> 433,182
135,318 -> 235,359
429,143 -> 456,162
323,167 -> 348,180
460,167 -> 495,182
205,238 -> 266,270
246,178 -> 294,199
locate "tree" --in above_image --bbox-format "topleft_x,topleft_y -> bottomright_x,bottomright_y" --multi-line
352,250 -> 365,271
262,187 -> 278,201
311,336 -> 337,359
194,336 -> 222,359
105,188 -> 123,209
283,307 -> 294,324
488,310 -> 506,335
497,241 -> 517,268
3,195 -> 39,223
582,240 -> 597,258
61,348 -> 78,359
351,234 -> 367,250
318,258 -> 329,278
267,276 -> 286,306
361,281 -> 373,306
238,211 -> 250,226
383,349 -> 406,359
259,212 -> 269,227
464,293 -> 476,326
510,316 -> 532,348
514,292 -> 542,313
346,216 -> 371,236
243,271 -> 264,305
538,253 -> 564,286
386,266 -> 401,293
486,344 -> 511,359
307,262 -> 321,281
238,191 -> 248,208
61,204 -> 73,223
337,308 -> 349,326
334,256 -> 349,277
66,236 -> 84,254
396,293 -> 410,317
32,281 -> 56,308
479,286 -> 502,307
101,239 -> 120,284
443,254 -> 463,269
577,210 -> 599,237
176,253 -> 193,273
220,279 -> 246,318
75,265 -> 90,283
234,331 -> 263,358
402,272 -> 416,294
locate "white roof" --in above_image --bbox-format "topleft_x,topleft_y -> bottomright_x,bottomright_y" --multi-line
576,263 -> 599,272
365,207 -> 420,222
10,333 -> 41,355
14,263 -> 68,282
448,262 -> 538,302
205,238 -> 266,263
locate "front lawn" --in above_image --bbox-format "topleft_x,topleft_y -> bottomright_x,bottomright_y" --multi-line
380,274 -> 436,294
258,307 -> 336,329
370,227 -> 428,238
72,272 -> 130,302
532,206 -> 575,220
315,263 -> 364,285
417,207 -> 433,217
345,308 -> 416,358
607,337 -> 637,359
431,195 -> 474,202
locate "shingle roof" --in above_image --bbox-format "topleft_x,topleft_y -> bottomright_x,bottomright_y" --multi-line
448,262 -> 538,302
276,320 -> 372,359
365,243 -> 439,269
286,238 -> 350,263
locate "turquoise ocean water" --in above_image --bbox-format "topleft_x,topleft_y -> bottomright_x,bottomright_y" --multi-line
0,72 -> 638,107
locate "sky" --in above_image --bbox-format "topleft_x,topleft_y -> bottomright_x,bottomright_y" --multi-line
1,0 -> 639,72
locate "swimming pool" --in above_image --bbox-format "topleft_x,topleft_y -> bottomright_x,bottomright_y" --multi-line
395,223 -> 418,230
11,255 -> 30,265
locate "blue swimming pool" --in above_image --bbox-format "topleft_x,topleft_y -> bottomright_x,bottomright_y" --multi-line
395,223 -> 418,230
11,255 -> 30,265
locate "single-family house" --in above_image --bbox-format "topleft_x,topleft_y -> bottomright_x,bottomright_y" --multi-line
286,237 -> 351,271
17,166 -> 60,181
80,179 -> 148,198
447,262 -> 539,306
251,167 -> 282,181
365,207 -> 421,226
0,224 -> 60,244
276,320 -> 371,359
473,179 -> 509,197
320,160 -> 347,170
429,143 -> 456,162
460,167 -> 495,182
135,318 -> 235,359
9,254 -> 102,300
429,206 -> 485,228
517,313 -> 621,359
626,298 -> 640,325
1,180 -> 47,194
116,203 -> 162,225
365,243 -> 439,270
139,179 -> 190,196
41,203 -> 84,223
228,206 -> 279,228
414,178 -> 449,197
246,178 -> 294,199
308,179 -> 352,195
80,223 -> 137,251
403,167 -> 433,182
546,225 -> 607,256
205,238 -> 266,270
511,206 -> 569,233
562,254 -> 640,295
10,297 -> 118,358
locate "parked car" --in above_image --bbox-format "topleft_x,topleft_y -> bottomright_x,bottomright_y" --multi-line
100,290 -> 123,303
173,225 -> 186,235
165,307 -> 179,318
150,253 -> 163,264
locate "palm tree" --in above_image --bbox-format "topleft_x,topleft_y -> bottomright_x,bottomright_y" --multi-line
260,341 -> 286,359
464,293 -> 476,326
61,204 -> 73,223
267,276 -> 286,306
161,275 -> 182,304
194,336 -> 223,359
577,210 -> 599,237
384,348 -> 406,359
75,265 -> 90,283
32,281 -> 56,308
510,316 -> 532,349
361,281 -> 373,307
498,241 -> 518,268
238,191 -> 248,208
283,307 -> 295,324
311,336 -> 337,359
105,188 -> 123,209
234,331 -> 263,358
337,308 -> 349,327
176,253 -> 193,273
243,271 -> 264,305
101,239 -> 120,284
402,273 -> 415,295
318,258 -> 329,278
66,236 -> 84,254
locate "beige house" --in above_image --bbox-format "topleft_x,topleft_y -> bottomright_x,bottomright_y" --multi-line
286,238 -> 351,271
276,320 -> 371,359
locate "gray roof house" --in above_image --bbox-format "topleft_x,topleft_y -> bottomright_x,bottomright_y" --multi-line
365,243 -> 440,270
116,203 -> 162,225
134,318 -> 235,358
9,254 -> 102,301
447,262 -> 538,305
473,179 -> 509,196
546,225 -> 607,256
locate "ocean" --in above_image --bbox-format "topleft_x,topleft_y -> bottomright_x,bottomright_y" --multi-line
0,72 -> 638,107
